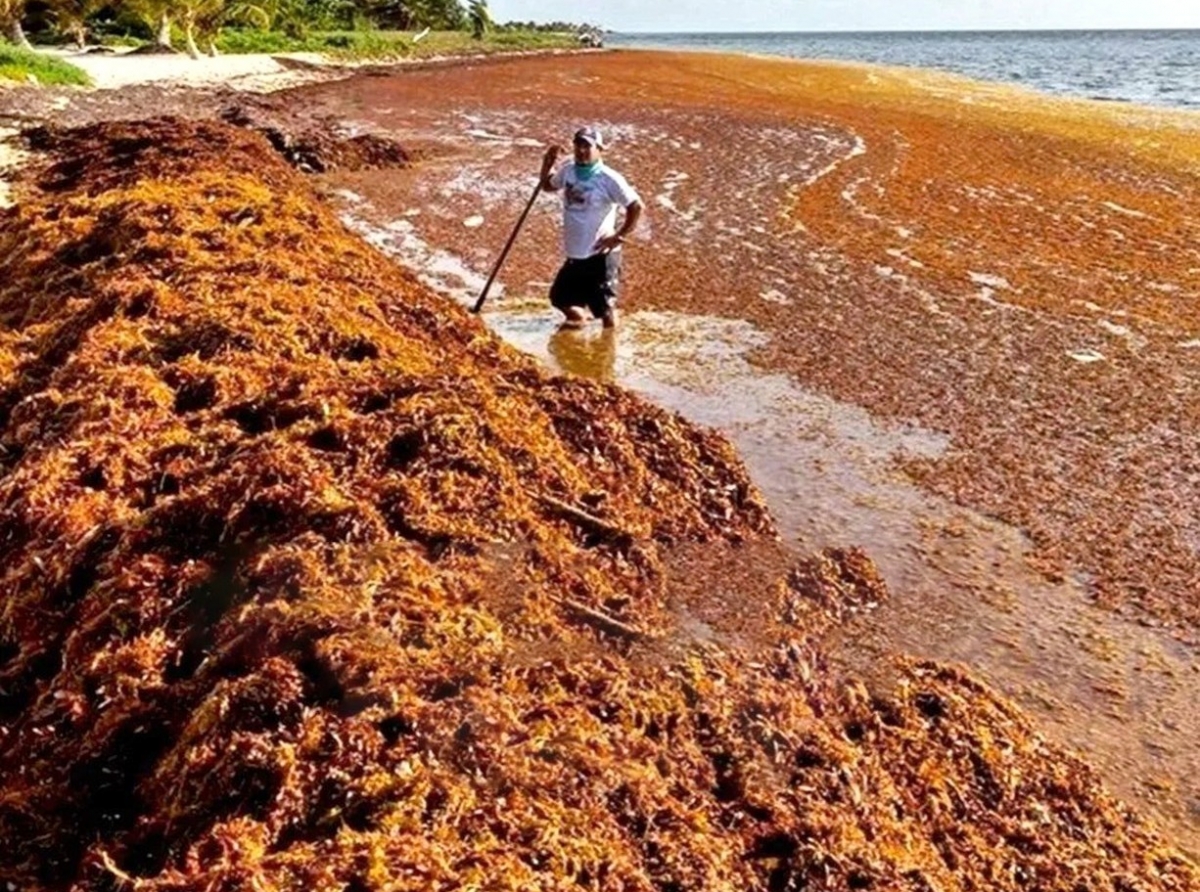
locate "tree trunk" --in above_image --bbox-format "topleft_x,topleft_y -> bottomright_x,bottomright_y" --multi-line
155,9 -> 173,49
184,14 -> 200,59
206,39 -> 219,57
8,17 -> 33,50
71,21 -> 87,49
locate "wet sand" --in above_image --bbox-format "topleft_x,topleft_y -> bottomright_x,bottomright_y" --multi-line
266,51 -> 1200,850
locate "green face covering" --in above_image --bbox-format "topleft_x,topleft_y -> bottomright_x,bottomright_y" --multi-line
574,161 -> 600,181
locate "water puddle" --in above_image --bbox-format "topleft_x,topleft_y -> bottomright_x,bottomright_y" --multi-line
337,197 -> 1199,853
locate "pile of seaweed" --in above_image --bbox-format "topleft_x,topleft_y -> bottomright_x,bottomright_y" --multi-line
0,118 -> 1192,892
217,105 -> 412,174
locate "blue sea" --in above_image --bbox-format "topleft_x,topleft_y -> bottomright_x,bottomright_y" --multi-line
608,30 -> 1200,110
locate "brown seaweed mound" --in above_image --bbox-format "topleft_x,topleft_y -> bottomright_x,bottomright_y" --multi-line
217,105 -> 413,174
0,119 -> 1192,891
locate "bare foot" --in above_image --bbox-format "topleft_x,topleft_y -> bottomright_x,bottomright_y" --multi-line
559,306 -> 587,329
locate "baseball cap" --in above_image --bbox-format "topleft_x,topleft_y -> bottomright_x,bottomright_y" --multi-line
573,126 -> 605,149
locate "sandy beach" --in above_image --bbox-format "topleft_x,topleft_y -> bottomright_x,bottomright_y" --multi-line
44,47 -> 334,90
1,46 -> 1197,886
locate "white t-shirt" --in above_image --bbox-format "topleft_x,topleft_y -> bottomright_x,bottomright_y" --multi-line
550,161 -> 640,260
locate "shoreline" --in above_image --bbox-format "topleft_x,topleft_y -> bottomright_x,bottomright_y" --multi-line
8,39 -> 1200,120
271,50 -> 1199,843
609,31 -> 1200,115
7,44 -> 608,92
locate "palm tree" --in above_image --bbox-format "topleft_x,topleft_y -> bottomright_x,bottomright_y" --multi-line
124,0 -> 177,51
180,0 -> 224,58
1,0 -> 33,48
193,0 -> 270,56
467,0 -> 490,40
45,0 -> 103,47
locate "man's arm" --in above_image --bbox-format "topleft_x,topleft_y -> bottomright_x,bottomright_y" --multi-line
596,199 -> 643,253
540,145 -> 565,192
619,200 -> 643,239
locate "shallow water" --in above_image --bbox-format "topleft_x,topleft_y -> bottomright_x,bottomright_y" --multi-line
611,30 -> 1200,110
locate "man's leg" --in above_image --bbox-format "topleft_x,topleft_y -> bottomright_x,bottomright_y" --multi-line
549,259 -> 588,327
599,251 -> 621,329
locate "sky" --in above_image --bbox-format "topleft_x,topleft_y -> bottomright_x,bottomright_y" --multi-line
488,0 -> 1200,33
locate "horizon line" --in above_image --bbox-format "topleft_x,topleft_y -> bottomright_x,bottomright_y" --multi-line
605,26 -> 1200,36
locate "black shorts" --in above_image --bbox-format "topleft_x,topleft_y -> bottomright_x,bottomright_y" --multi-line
549,251 -> 621,318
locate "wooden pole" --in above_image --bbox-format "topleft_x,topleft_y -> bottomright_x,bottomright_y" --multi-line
472,179 -> 543,314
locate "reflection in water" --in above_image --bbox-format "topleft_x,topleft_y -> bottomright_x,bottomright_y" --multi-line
547,326 -> 618,382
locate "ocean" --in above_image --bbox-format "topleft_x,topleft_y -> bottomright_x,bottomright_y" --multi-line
608,30 -> 1200,110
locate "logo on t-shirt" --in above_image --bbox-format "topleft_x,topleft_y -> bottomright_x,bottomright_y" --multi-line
565,181 -> 596,208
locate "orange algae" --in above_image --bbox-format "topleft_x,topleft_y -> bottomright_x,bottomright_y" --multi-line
318,50 -> 1200,629
0,119 -> 1193,891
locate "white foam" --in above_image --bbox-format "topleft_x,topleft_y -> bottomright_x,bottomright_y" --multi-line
441,167 -> 532,207
464,128 -> 541,147
1101,201 -> 1151,220
759,289 -> 792,305
341,209 -> 491,303
969,271 -> 1012,290
800,133 -> 867,188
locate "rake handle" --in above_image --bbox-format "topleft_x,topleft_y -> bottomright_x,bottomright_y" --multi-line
471,178 -> 544,314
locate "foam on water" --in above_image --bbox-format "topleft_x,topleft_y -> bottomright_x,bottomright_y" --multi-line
339,207 -> 494,301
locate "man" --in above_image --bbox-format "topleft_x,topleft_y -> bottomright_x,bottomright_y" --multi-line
540,126 -> 643,329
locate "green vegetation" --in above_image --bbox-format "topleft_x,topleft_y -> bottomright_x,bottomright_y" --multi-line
210,27 -> 575,59
5,0 -> 593,60
0,41 -> 90,83
466,0 -> 490,39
